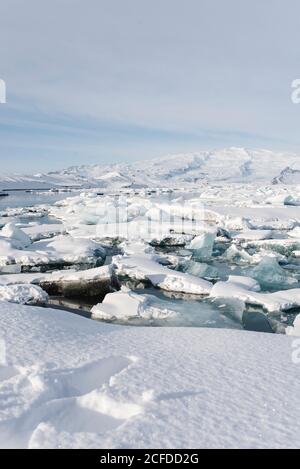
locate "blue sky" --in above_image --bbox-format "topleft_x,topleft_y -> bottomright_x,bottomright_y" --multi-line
1,0 -> 300,173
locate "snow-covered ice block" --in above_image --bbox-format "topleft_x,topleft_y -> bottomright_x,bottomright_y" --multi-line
39,265 -> 119,298
266,194 -> 300,206
0,284 -> 48,305
29,235 -> 106,266
91,287 -> 176,321
0,234 -> 107,270
210,277 -> 300,312
23,223 -> 66,242
224,217 -> 252,231
244,239 -> 300,256
113,244 -> 212,295
0,266 -> 119,300
1,223 -> 31,248
233,230 -> 273,241
150,234 -> 193,247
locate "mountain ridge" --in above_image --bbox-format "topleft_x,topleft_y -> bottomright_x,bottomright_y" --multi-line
1,147 -> 300,190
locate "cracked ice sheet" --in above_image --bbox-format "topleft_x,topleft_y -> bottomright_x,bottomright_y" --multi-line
0,303 -> 299,449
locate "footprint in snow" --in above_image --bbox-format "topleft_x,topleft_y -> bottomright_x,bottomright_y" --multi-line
0,355 -> 143,448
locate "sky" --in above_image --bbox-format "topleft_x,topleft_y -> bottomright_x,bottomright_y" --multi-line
1,0 -> 300,173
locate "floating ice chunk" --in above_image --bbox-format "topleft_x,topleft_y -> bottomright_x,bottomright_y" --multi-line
267,194 -> 300,206
0,206 -> 48,219
210,278 -> 300,312
0,266 -> 119,301
79,191 -> 98,199
188,231 -> 216,260
113,244 -> 212,295
92,287 -> 246,328
39,265 -> 119,299
178,259 -> 219,280
227,275 -> 261,292
91,287 -> 177,321
224,217 -> 252,231
244,239 -> 300,257
233,230 -> 273,241
1,223 -> 31,248
0,232 -> 107,271
29,235 -> 106,266
225,245 -> 253,264
266,194 -> 292,205
249,257 -> 298,290
0,284 -> 48,305
284,195 -> 300,207
23,223 -> 66,242
150,234 -> 193,247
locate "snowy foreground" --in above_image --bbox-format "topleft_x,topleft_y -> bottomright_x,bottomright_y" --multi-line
2,148 -> 300,448
0,302 -> 300,449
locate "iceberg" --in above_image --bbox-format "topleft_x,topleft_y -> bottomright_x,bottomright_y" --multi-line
249,257 -> 298,290
188,232 -> 216,260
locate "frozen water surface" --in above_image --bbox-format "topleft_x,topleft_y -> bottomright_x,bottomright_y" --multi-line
2,152 -> 300,335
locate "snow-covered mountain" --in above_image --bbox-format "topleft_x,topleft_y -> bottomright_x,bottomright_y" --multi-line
1,147 -> 300,190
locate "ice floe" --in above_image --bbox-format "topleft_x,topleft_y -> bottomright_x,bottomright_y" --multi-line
0,234 -> 106,272
0,265 -> 119,300
91,287 -> 177,321
113,243 -> 212,295
210,276 -> 300,312
38,265 -> 119,298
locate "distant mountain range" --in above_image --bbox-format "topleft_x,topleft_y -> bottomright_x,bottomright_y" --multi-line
1,147 -> 300,190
